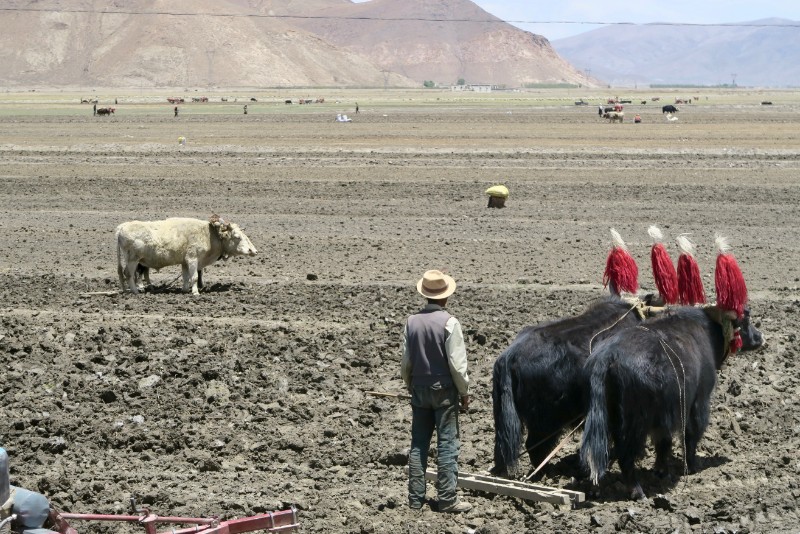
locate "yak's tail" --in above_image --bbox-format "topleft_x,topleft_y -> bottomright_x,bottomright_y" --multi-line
580,354 -> 612,485
492,352 -> 522,476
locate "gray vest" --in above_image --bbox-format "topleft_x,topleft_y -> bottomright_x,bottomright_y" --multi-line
406,306 -> 452,387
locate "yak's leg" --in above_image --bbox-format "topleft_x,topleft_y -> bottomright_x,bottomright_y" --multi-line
524,430 -> 559,475
685,399 -> 711,474
197,269 -> 204,290
612,416 -> 648,500
652,427 -> 672,477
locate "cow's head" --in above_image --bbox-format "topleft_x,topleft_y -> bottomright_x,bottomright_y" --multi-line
214,221 -> 257,258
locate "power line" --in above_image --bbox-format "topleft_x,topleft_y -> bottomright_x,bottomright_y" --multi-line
0,6 -> 797,30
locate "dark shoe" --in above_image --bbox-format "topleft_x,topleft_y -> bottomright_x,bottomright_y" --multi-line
440,500 -> 472,513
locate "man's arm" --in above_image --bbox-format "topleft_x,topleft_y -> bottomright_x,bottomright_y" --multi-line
445,317 -> 469,397
400,323 -> 413,390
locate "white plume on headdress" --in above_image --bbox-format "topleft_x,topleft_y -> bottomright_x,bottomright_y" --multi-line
648,225 -> 664,243
676,234 -> 696,257
715,234 -> 730,254
610,228 -> 627,250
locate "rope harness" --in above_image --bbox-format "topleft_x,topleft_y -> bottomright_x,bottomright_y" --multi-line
636,325 -> 689,477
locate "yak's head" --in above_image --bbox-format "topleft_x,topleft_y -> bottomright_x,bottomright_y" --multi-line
706,305 -> 764,359
733,307 -> 764,352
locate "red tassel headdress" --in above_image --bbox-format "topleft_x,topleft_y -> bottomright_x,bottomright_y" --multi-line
648,225 -> 678,304
676,234 -> 706,305
715,235 -> 748,319
714,235 -> 748,354
603,228 -> 639,295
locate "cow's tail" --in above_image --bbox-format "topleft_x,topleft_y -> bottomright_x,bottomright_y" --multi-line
492,352 -> 522,476
115,225 -> 126,289
580,353 -> 612,485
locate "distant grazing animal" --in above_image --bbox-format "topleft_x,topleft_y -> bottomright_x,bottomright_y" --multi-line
116,216 -> 257,295
598,105 -> 614,116
604,111 -> 624,123
662,104 -> 679,114
580,306 -> 763,500
491,295 -> 656,477
250,97 -> 258,102
285,99 -> 292,104
96,107 -> 115,116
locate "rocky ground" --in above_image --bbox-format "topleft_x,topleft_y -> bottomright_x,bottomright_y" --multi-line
1,94 -> 799,533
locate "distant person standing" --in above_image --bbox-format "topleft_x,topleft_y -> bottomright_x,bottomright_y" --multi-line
355,102 -> 359,114
243,104 -> 248,115
174,106 -> 179,117
93,103 -> 96,116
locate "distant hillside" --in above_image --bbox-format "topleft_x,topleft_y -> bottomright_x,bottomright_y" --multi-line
0,0 -> 417,88
255,0 -> 591,87
553,18 -> 800,87
0,0 -> 594,89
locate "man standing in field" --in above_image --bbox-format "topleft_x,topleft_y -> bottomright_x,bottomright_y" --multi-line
401,270 -> 472,513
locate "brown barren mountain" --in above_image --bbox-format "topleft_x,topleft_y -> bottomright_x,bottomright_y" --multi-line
241,0 -> 593,87
0,0 -> 591,88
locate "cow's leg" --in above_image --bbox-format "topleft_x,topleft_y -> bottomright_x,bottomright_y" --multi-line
124,260 -> 140,294
118,258 -> 127,291
135,264 -> 150,291
141,266 -> 151,288
183,260 -> 200,295
197,269 -> 204,290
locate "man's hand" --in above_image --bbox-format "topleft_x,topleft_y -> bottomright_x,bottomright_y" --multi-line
459,395 -> 470,413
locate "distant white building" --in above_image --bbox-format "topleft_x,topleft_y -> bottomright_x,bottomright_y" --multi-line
450,84 -> 493,92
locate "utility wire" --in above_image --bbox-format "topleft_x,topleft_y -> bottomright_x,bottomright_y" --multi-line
0,6 -> 797,30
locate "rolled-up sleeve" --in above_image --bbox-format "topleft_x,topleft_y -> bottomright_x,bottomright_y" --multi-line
445,317 -> 469,395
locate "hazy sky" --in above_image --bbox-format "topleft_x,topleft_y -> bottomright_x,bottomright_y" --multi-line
472,0 -> 799,40
354,0 -> 799,41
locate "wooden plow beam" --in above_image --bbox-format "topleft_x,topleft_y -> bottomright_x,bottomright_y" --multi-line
407,468 -> 584,506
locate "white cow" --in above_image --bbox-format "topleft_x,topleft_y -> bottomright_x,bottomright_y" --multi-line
116,216 -> 257,295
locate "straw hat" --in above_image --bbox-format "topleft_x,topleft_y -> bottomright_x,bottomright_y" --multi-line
417,270 -> 456,299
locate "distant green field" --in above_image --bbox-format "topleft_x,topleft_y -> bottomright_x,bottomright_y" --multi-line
0,87 -> 797,116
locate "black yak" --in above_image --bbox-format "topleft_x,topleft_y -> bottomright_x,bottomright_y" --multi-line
491,295 -> 656,477
580,305 -> 763,500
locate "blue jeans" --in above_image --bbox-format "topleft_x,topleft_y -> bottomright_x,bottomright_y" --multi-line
407,383 -> 460,507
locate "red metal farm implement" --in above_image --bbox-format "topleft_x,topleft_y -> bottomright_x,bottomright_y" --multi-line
2,447 -> 298,534
47,499 -> 299,534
